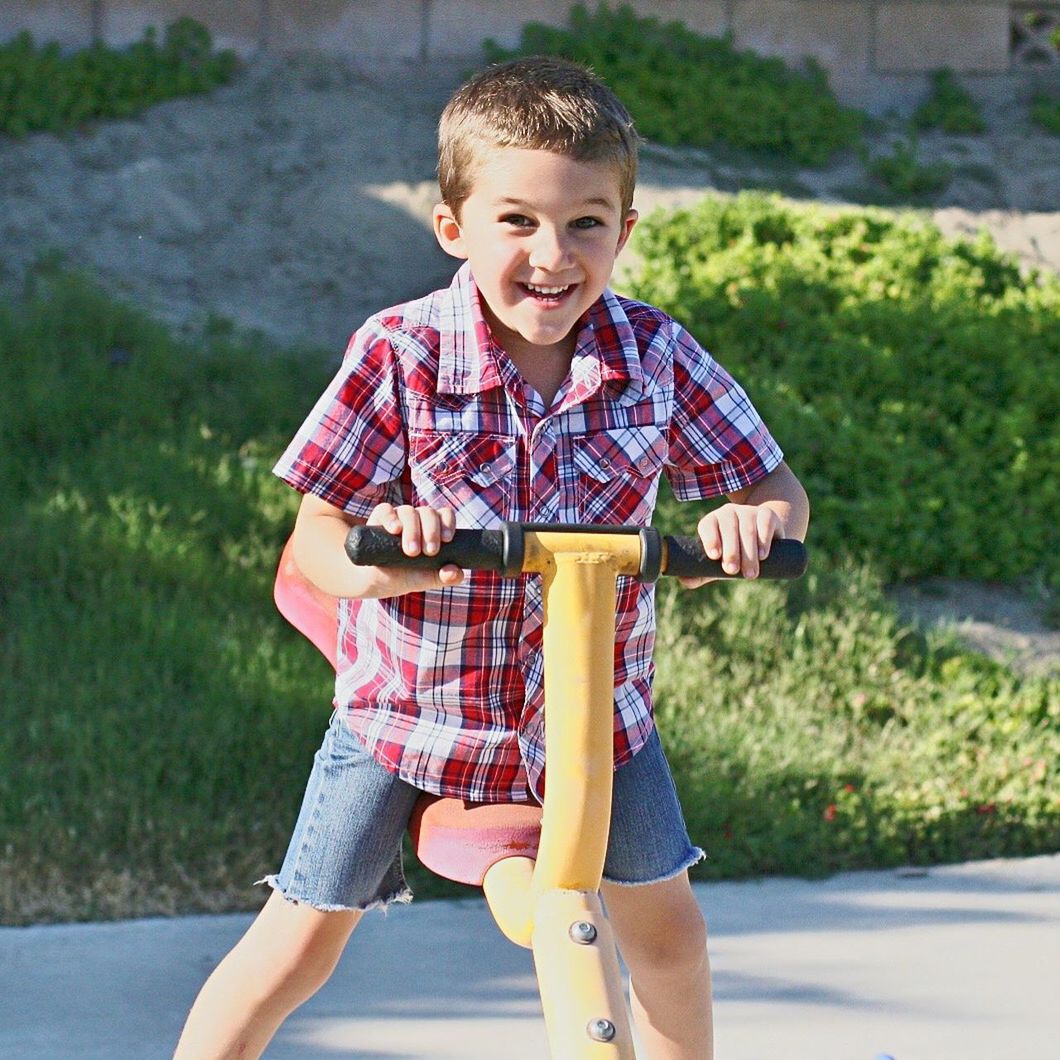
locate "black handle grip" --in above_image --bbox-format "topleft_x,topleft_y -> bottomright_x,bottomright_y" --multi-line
663,536 -> 807,580
345,525 -> 511,573
346,524 -> 807,582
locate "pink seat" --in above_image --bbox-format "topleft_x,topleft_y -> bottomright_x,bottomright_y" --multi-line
410,795 -> 541,886
274,537 -> 340,670
273,537 -> 542,886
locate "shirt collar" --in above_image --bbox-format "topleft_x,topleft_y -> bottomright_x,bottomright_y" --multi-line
436,263 -> 643,398
570,287 -> 644,397
437,264 -> 504,395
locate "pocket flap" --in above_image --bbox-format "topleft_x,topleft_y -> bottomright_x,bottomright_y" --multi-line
410,432 -> 517,488
573,427 -> 667,482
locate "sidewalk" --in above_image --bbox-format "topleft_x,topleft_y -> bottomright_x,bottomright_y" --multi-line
1,855 -> 1057,1059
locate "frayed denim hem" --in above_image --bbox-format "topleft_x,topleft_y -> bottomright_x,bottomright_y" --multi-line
256,874 -> 414,914
601,845 -> 706,888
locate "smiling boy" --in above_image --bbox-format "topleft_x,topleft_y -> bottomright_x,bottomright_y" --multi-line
434,146 -> 638,407
176,57 -> 808,1059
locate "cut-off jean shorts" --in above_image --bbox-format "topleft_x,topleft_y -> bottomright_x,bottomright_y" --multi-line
262,710 -> 704,912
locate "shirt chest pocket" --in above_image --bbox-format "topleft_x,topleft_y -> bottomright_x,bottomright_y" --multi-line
408,432 -> 518,527
571,426 -> 668,525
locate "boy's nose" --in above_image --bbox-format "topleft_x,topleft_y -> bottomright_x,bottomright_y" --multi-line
528,227 -> 573,271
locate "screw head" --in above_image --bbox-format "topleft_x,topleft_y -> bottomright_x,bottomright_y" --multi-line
569,920 -> 598,944
587,1018 -> 617,1042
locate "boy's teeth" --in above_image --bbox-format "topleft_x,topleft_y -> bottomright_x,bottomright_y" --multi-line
526,283 -> 569,295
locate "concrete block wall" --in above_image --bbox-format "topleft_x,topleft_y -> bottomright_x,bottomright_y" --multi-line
874,2 -> 1011,71
0,2 -> 1039,102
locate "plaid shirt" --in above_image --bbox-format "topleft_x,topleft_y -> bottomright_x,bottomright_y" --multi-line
275,263 -> 782,803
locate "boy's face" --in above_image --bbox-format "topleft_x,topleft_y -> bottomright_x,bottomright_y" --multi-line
433,147 -> 637,364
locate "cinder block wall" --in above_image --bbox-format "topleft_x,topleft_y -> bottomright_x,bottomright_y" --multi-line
0,1 -> 1033,106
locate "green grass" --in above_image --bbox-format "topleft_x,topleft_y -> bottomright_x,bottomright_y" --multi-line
652,557 -> 1057,878
1,246 -> 1057,925
0,268 -> 328,921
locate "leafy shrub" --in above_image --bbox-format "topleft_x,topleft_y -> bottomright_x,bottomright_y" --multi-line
912,68 -> 986,134
866,137 -> 952,199
0,18 -> 237,137
485,2 -> 863,166
629,193 -> 1060,590
1030,93 -> 1060,135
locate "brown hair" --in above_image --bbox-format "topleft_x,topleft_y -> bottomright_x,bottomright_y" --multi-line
438,56 -> 639,220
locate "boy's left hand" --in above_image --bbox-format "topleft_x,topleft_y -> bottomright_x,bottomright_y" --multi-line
681,503 -> 783,587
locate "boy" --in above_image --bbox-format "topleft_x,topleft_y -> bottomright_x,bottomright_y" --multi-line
176,56 -> 808,1059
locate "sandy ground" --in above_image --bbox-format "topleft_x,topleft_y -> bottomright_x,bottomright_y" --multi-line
1,54 -> 1057,672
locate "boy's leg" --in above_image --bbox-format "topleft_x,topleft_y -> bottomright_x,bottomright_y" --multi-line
174,711 -> 419,1057
601,871 -> 713,1060
174,890 -> 361,1059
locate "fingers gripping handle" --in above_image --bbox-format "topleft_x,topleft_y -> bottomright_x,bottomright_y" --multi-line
344,525 -> 520,576
662,536 -> 807,580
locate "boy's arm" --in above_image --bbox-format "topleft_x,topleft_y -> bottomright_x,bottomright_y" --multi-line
291,493 -> 464,599
686,461 -> 809,586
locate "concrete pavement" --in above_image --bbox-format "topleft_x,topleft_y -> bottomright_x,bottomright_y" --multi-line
1,854 -> 1057,1059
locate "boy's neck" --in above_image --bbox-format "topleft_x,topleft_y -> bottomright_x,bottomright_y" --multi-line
504,341 -> 575,409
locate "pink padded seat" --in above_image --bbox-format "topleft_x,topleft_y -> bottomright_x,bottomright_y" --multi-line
410,795 -> 542,886
273,537 -> 542,886
273,537 -> 340,670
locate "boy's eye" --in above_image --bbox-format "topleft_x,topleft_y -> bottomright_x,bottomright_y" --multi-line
571,216 -> 603,230
500,214 -> 534,228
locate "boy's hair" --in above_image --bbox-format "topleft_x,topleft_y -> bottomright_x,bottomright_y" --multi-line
438,56 -> 639,219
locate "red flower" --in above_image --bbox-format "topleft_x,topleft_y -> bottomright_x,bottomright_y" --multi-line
976,803 -> 997,815
823,804 -> 838,822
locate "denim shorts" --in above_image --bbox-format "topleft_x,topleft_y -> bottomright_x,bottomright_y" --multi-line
261,711 -> 704,912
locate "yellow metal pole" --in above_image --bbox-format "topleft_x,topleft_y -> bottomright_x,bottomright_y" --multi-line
483,856 -> 536,948
520,539 -> 637,1057
531,888 -> 633,1059
532,551 -> 618,893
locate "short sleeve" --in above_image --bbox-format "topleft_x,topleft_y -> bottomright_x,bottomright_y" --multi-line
273,320 -> 406,517
665,322 -> 783,499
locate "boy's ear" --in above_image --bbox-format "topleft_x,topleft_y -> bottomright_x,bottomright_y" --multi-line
616,209 -> 639,255
433,203 -> 468,260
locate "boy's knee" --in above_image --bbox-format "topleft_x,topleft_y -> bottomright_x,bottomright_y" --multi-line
250,899 -> 360,1000
285,933 -> 345,992
624,898 -> 708,978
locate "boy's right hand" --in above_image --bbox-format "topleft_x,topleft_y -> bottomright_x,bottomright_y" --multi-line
363,502 -> 465,597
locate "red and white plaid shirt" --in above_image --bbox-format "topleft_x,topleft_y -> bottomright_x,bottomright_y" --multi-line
275,264 -> 782,802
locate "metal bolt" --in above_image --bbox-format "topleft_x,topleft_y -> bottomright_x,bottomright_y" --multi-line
587,1018 -> 617,1042
569,920 -> 597,944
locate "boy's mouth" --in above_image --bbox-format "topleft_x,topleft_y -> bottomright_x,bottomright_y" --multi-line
520,282 -> 575,305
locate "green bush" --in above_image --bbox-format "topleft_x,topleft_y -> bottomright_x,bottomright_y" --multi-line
912,69 -> 986,134
866,137 -> 952,199
1030,93 -> 1060,135
0,18 -> 237,137
485,2 -> 863,166
629,193 -> 1060,589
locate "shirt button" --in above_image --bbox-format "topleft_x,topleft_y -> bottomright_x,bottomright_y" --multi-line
600,458 -> 611,468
